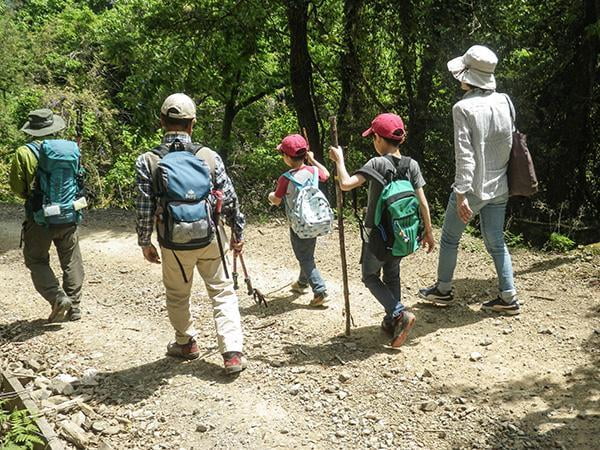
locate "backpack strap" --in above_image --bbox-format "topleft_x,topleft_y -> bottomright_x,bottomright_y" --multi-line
310,167 -> 319,187
354,165 -> 387,187
388,155 -> 412,182
502,93 -> 517,129
282,171 -> 304,188
194,145 -> 217,179
25,142 -> 40,160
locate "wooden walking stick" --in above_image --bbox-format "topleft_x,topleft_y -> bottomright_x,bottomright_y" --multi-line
329,116 -> 352,336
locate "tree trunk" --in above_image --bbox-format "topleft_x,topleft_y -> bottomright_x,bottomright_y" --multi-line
286,0 -> 322,160
220,74 -> 241,164
338,0 -> 365,147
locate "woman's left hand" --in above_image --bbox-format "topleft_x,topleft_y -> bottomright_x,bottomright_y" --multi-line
456,193 -> 473,224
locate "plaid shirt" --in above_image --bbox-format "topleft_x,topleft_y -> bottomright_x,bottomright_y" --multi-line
135,132 -> 245,247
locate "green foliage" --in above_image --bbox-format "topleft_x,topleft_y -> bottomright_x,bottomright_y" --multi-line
0,400 -> 44,450
0,0 -> 597,229
545,232 -> 576,253
504,230 -> 526,249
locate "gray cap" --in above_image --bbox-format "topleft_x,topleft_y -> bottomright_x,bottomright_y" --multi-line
21,109 -> 67,137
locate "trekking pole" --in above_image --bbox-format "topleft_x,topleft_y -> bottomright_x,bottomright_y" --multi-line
238,253 -> 267,307
212,190 -> 230,279
329,116 -> 352,336
75,102 -> 83,147
232,253 -> 239,290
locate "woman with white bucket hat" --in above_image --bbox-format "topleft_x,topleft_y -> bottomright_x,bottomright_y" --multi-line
419,45 -> 521,315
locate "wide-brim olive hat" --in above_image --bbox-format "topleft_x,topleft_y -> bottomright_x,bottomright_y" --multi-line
20,109 -> 66,137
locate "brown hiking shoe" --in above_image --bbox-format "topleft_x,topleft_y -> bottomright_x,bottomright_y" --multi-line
166,338 -> 200,360
309,292 -> 328,307
390,311 -> 416,349
223,351 -> 248,375
48,294 -> 72,323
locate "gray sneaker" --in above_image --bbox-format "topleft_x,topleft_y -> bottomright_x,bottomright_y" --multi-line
48,294 -> 72,323
418,284 -> 454,305
481,297 -> 520,315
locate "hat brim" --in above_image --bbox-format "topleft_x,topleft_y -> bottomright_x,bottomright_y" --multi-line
447,56 -> 465,74
361,127 -> 374,138
21,115 -> 66,137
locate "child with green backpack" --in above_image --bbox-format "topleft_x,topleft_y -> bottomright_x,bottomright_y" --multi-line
268,134 -> 333,307
328,113 -> 435,349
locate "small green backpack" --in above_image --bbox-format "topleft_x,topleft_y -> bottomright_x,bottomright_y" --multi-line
361,156 -> 422,258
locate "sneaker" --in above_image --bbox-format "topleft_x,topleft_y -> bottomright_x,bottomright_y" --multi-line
223,351 -> 248,375
48,294 -> 72,323
166,338 -> 200,360
381,319 -> 394,336
291,281 -> 309,294
68,307 -> 82,321
390,311 -> 416,349
418,284 -> 454,305
309,292 -> 328,307
481,297 -> 520,315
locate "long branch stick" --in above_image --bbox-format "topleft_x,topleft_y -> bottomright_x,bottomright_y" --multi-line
329,116 -> 351,336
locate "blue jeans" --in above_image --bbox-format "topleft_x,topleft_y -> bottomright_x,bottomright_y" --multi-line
361,242 -> 404,325
437,192 -> 516,301
290,229 -> 326,295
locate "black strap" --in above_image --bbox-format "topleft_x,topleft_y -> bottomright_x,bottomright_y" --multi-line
172,250 -> 189,284
351,190 -> 368,243
383,154 -> 411,183
151,140 -> 203,158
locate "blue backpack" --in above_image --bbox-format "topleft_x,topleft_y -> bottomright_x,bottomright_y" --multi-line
152,141 -> 215,250
26,140 -> 85,227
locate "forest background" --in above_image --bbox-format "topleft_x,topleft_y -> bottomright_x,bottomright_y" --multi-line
0,0 -> 598,248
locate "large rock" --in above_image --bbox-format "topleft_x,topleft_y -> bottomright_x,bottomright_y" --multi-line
60,420 -> 89,449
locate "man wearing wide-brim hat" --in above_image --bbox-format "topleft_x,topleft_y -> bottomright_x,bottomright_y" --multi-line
9,108 -> 85,322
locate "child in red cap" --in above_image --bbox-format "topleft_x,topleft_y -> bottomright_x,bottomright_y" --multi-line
268,134 -> 331,306
328,113 -> 435,349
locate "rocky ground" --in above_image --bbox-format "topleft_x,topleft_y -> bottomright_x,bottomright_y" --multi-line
0,204 -> 598,450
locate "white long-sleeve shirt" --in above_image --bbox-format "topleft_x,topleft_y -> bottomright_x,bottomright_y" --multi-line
452,89 -> 514,200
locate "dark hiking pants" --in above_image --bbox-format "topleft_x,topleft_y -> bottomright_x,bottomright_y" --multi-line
22,221 -> 84,310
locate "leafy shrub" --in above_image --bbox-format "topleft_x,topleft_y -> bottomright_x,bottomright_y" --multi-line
0,400 -> 44,450
545,232 -> 576,252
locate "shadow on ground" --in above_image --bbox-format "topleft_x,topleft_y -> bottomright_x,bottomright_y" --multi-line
0,318 -> 62,345
94,356 -> 239,405
451,317 -> 600,449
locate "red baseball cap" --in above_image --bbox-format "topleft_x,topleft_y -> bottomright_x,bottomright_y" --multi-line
277,134 -> 308,157
362,113 -> 405,140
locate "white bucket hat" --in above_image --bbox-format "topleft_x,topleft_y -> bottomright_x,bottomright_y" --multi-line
447,45 -> 498,90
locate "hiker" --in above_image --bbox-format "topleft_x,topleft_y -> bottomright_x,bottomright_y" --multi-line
135,93 -> 247,374
9,109 -> 86,322
328,113 -> 435,349
268,134 -> 333,306
419,45 -> 520,315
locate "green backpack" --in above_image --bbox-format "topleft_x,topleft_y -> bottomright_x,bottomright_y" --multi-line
357,155 -> 422,258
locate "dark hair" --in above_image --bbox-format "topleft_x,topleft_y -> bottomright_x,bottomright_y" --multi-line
381,128 -> 406,147
161,113 -> 193,130
290,154 -> 306,162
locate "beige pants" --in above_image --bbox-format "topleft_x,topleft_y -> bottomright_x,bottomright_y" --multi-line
160,239 -> 243,353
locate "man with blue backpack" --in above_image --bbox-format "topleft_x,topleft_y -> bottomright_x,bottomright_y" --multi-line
9,109 -> 86,323
329,113 -> 435,349
135,93 -> 247,375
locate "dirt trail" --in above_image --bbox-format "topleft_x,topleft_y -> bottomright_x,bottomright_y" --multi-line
1,204 -> 598,450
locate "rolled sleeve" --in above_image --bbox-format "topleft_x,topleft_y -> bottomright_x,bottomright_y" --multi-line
452,105 -> 476,195
213,153 -> 245,241
135,154 -> 156,247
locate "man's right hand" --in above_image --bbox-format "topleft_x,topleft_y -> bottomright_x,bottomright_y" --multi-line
142,244 -> 161,264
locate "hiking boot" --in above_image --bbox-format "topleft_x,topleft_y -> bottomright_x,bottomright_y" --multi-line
390,311 -> 416,349
481,297 -> 521,315
291,281 -> 309,294
68,307 -> 82,321
166,338 -> 200,360
418,284 -> 454,306
309,292 -> 328,307
48,294 -> 72,323
381,319 -> 394,336
223,351 -> 248,375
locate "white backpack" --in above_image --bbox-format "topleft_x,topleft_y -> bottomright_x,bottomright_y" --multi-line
283,168 -> 334,239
